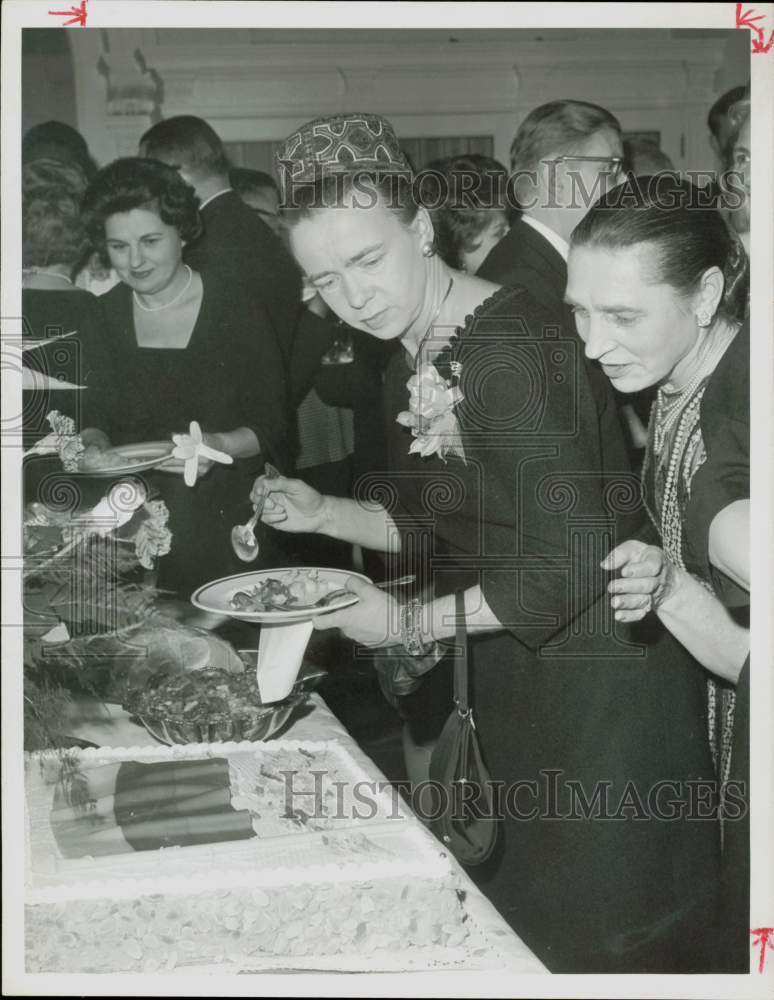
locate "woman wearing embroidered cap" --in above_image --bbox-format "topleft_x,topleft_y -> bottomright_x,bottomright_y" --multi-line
250,112 -> 726,972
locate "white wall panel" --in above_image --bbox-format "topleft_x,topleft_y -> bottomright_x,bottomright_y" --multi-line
63,30 -> 738,172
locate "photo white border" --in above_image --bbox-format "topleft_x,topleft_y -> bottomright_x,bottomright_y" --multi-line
2,3 -> 772,997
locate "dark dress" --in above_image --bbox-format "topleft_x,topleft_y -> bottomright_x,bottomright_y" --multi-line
682,323 -> 750,971
98,274 -> 292,599
22,289 -> 114,508
183,189 -> 337,413
22,288 -> 111,445
381,286 -> 723,973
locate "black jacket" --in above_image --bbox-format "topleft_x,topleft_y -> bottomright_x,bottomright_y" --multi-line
184,190 -> 336,409
478,215 -> 568,318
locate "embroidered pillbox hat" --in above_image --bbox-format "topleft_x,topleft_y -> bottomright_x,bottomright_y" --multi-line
275,112 -> 410,199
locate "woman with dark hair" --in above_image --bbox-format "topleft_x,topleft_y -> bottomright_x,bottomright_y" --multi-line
567,177 -> 750,968
81,157 -> 291,597
417,154 -> 509,273
243,114 -> 727,973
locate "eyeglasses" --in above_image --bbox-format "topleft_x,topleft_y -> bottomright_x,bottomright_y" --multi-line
549,155 -> 624,173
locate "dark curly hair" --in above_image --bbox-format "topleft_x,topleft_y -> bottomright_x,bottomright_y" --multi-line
22,160 -> 90,270
570,175 -> 749,324
82,158 -> 202,267
416,154 -> 508,270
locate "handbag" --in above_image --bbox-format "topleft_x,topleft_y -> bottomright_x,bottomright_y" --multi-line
428,590 -> 499,866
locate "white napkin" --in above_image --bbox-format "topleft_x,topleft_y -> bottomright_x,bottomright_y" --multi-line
171,420 -> 233,486
255,620 -> 315,703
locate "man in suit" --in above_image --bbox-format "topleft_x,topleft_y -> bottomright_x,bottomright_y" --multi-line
138,117 -> 335,412
478,100 -> 623,309
478,101 -> 653,456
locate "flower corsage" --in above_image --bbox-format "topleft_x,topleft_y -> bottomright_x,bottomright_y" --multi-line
396,361 -> 466,462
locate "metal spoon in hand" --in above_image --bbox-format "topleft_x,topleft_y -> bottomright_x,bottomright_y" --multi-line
230,463 -> 280,562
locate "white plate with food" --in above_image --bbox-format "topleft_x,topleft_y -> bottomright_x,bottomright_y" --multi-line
73,441 -> 173,477
191,567 -> 370,623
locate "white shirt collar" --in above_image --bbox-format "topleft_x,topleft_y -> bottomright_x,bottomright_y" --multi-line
198,187 -> 233,211
521,214 -> 570,262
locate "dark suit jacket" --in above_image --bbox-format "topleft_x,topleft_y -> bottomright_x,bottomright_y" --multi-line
477,215 -> 568,318
183,190 -> 336,410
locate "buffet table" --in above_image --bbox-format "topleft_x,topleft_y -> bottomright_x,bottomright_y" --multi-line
49,690 -> 547,978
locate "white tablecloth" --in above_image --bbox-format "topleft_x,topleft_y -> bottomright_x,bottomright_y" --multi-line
62,691 -> 547,977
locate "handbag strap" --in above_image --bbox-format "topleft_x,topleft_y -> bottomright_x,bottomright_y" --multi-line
453,590 -> 470,717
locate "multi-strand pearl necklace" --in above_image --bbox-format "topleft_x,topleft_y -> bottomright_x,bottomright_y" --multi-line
648,322 -> 739,563
653,324 -> 738,455
654,391 -> 707,565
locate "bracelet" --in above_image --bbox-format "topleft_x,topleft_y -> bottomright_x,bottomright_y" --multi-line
400,599 -> 432,656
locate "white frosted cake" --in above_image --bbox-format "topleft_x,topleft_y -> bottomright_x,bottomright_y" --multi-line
25,741 -> 474,974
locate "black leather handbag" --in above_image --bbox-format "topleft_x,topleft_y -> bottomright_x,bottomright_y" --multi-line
429,591 -> 499,866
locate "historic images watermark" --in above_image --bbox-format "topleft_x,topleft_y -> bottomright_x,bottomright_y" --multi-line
279,769 -> 749,825
277,165 -> 748,214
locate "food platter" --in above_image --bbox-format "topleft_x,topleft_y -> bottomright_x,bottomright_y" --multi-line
73,441 -> 173,477
191,567 -> 370,623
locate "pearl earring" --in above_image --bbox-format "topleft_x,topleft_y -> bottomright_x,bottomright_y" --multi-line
421,242 -> 436,258
696,309 -> 712,327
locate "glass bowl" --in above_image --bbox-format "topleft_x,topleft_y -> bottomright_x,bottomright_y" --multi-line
124,666 -> 307,746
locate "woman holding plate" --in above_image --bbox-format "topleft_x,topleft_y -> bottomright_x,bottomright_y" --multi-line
81,158 -> 291,597
249,113 -> 726,973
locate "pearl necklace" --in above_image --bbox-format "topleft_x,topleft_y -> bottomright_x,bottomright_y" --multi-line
654,325 -> 738,454
653,390 -> 707,568
133,265 -> 193,313
22,267 -> 73,285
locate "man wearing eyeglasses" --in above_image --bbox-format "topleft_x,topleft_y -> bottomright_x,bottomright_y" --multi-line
477,101 -> 652,458
478,100 -> 623,318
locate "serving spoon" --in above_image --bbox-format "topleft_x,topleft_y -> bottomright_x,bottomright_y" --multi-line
230,463 -> 281,562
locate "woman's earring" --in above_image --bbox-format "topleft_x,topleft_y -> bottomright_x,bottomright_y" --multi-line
421,242 -> 436,258
696,309 -> 712,327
